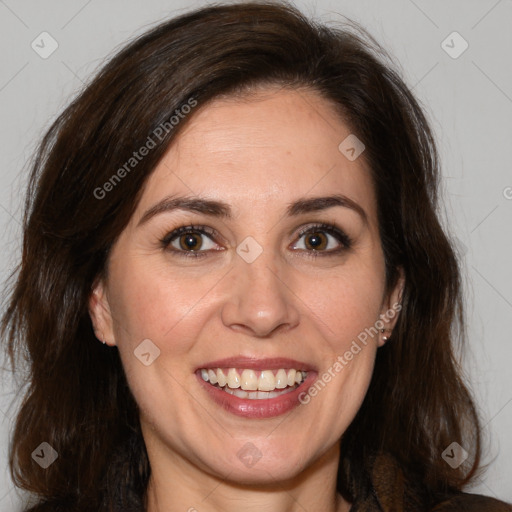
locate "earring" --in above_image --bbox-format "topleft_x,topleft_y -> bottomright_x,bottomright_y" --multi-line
380,329 -> 391,342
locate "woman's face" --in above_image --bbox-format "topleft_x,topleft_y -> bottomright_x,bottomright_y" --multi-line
89,87 -> 402,485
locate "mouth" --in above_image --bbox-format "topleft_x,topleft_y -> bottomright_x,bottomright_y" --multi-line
195,357 -> 317,418
200,367 -> 307,398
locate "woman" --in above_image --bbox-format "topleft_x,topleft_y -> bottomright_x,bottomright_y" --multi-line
1,2 -> 510,511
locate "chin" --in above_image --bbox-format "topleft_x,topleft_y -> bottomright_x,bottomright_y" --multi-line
198,443 -> 312,486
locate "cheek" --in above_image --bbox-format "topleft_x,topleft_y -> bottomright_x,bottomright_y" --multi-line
105,260 -> 212,416
108,256 -> 219,349
301,268 -> 384,353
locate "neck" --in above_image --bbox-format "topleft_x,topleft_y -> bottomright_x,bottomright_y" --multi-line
144,442 -> 351,512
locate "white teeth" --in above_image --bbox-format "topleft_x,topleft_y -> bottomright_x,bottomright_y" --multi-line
223,386 -> 297,400
275,369 -> 288,389
227,368 -> 241,389
258,370 -> 276,391
208,369 -> 218,385
224,387 -> 249,399
216,369 -> 227,387
241,369 -> 258,391
201,367 -> 307,393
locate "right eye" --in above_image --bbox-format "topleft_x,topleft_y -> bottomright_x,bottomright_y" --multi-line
161,225 -> 223,258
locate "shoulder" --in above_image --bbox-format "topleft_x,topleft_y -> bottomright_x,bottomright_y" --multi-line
366,453 -> 511,512
431,492 -> 512,511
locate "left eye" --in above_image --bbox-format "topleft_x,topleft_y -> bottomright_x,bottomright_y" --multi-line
291,227 -> 348,252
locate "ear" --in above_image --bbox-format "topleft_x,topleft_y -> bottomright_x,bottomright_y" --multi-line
377,267 -> 404,347
88,278 -> 116,346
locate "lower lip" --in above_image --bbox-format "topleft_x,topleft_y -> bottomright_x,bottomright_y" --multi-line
196,371 -> 317,418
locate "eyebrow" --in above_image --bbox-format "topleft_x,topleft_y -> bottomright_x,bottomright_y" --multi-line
137,194 -> 368,226
286,195 -> 368,224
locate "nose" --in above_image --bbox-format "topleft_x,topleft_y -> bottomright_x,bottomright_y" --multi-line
220,248 -> 301,338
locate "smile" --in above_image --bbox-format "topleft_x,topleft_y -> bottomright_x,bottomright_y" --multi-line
200,368 -> 308,398
196,357 -> 316,418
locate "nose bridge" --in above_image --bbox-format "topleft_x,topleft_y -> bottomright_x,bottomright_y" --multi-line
220,239 -> 300,336
238,242 -> 281,295
235,232 -> 280,283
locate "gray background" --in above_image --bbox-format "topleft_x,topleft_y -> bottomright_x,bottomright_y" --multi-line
1,0 -> 511,509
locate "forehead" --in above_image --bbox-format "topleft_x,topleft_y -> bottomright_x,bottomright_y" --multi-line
137,87 -> 376,223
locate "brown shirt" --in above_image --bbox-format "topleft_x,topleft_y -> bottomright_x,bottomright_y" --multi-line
350,454 -> 511,511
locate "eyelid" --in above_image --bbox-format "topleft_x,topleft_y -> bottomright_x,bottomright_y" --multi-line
160,221 -> 352,258
293,222 -> 353,251
160,224 -> 224,258
161,224 -> 218,245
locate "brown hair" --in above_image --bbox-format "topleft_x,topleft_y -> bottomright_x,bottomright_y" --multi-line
0,1 -> 489,510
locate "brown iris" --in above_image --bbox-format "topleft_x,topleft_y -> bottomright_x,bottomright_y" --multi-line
304,231 -> 328,250
179,233 -> 203,251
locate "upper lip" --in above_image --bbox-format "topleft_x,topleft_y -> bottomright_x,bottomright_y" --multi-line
196,356 -> 316,372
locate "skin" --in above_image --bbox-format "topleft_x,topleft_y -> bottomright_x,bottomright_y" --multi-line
89,86 -> 404,512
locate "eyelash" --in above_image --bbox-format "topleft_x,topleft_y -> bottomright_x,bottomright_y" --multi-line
160,222 -> 353,259
295,222 -> 352,258
160,225 -> 217,259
